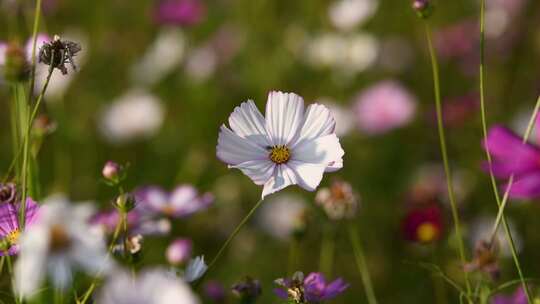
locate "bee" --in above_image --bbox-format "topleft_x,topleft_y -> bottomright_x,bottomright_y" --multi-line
38,35 -> 81,75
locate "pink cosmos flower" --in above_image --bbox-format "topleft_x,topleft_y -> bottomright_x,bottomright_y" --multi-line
0,198 -> 39,255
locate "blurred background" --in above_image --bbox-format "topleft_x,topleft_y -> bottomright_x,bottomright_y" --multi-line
2,0 -> 540,302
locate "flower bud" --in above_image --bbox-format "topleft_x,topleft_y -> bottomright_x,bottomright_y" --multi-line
102,161 -> 122,183
113,193 -> 136,213
4,43 -> 29,82
412,0 -> 434,19
166,238 -> 192,265
232,277 -> 262,303
0,183 -> 17,204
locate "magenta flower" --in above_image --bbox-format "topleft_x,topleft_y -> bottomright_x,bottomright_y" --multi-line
153,0 -> 206,27
402,204 -> 443,244
91,209 -> 171,236
353,80 -> 417,135
491,287 -> 527,304
275,272 -> 349,303
0,198 -> 39,255
166,238 -> 192,265
135,185 -> 213,218
484,125 -> 540,199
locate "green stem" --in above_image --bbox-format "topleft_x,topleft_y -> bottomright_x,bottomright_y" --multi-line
319,225 -> 335,277
348,223 -> 378,304
288,238 -> 299,275
19,62 -> 55,230
27,0 -> 43,107
424,22 -> 472,297
206,199 -> 264,273
478,0 -> 533,302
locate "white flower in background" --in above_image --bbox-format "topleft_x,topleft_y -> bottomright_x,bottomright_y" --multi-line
184,46 -> 218,82
217,91 -> 345,198
328,0 -> 378,31
184,255 -> 208,282
100,89 -> 165,144
24,33 -> 50,62
34,30 -> 89,101
319,99 -> 354,137
98,268 -> 199,304
257,194 -> 307,240
131,28 -> 186,86
14,196 -> 110,298
0,42 -> 6,65
469,216 -> 523,257
305,32 -> 378,75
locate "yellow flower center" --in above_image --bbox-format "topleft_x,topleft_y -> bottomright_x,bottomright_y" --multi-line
49,224 -> 71,252
6,229 -> 20,245
269,145 -> 291,164
417,223 -> 438,243
162,205 -> 176,216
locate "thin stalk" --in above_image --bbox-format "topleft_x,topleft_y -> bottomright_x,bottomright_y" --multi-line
288,238 -> 299,275
348,223 -> 378,304
478,0 -> 533,302
424,22 -> 472,296
319,225 -> 335,276
19,62 -> 55,230
206,199 -> 264,273
27,0 -> 43,107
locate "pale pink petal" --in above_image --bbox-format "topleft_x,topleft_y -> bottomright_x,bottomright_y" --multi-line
228,100 -> 270,148
290,103 -> 335,148
232,160 -> 275,186
292,134 -> 344,169
288,161 -> 326,191
262,165 -> 297,198
265,91 -> 304,146
217,125 -> 268,165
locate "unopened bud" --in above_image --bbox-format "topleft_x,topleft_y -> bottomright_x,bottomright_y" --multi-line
412,0 -> 434,19
113,193 -> 136,213
102,161 -> 122,183
4,43 -> 29,82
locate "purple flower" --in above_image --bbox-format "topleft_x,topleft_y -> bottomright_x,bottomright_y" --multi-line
166,238 -> 192,265
491,287 -> 527,304
204,280 -> 226,302
275,272 -> 349,303
91,209 -> 170,236
0,198 -> 39,255
153,0 -> 206,27
135,185 -> 213,218
484,125 -> 540,199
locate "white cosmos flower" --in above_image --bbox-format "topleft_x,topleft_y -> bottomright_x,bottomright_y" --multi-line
98,268 -> 199,304
217,91 -> 345,199
14,197 -> 110,298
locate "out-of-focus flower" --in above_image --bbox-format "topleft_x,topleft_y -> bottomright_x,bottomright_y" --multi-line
469,216 -> 522,257
217,91 -> 345,198
112,234 -> 144,256
91,209 -> 171,237
232,277 -> 262,302
166,238 -> 192,265
204,280 -> 226,303
98,268 -> 200,304
130,28 -> 185,86
0,183 -> 17,204
135,185 -> 213,218
328,0 -> 378,31
491,287 -> 528,304
402,204 -> 443,244
316,180 -> 358,220
113,193 -> 137,213
430,93 -> 478,127
464,240 -> 500,280
100,89 -> 165,144
14,197 -> 110,297
353,81 -> 417,135
32,114 -> 57,137
485,0 -> 525,39
274,271 -> 349,303
435,21 -> 477,68
412,0 -> 434,19
4,43 -> 28,82
257,194 -> 308,241
319,100 -> 354,137
102,160 -> 122,183
25,33 -> 50,63
305,32 -> 378,75
153,0 -> 206,27
0,42 -> 7,65
184,255 -> 208,282
184,45 -> 218,82
483,125 -> 540,199
0,198 -> 39,255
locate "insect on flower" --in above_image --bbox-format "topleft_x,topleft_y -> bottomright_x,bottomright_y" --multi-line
38,35 -> 81,75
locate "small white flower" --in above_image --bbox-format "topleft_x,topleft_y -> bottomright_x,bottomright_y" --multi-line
328,0 -> 378,31
0,42 -> 7,66
98,268 -> 199,304
184,255 -> 208,282
14,197 -> 110,298
319,99 -> 354,137
257,194 -> 307,240
217,91 -> 345,198
100,88 -> 165,144
469,216 -> 522,257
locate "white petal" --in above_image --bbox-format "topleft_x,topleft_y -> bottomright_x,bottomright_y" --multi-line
228,100 -> 270,148
291,134 -> 344,168
290,103 -> 336,148
170,185 -> 197,207
288,161 -> 326,191
48,255 -> 73,290
217,125 -> 268,165
265,91 -> 304,146
262,165 -> 297,199
325,158 -> 343,172
231,160 -> 275,185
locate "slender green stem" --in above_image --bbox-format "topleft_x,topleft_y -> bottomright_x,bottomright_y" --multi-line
348,223 -> 378,304
478,0 -> 533,302
288,238 -> 299,275
27,0 -> 43,107
206,199 -> 264,272
19,62 -> 55,230
319,225 -> 335,276
424,22 -> 472,296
